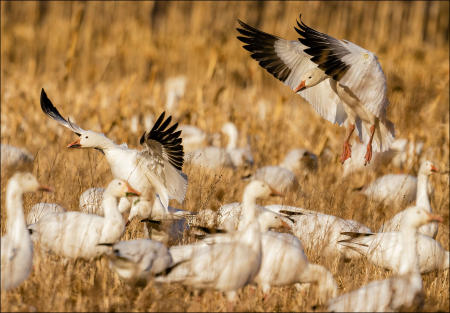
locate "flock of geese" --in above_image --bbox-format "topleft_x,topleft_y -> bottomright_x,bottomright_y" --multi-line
1,15 -> 448,312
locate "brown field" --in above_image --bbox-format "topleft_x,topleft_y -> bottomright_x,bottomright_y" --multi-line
1,1 -> 449,312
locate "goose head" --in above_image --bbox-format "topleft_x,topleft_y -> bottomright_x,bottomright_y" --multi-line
257,210 -> 291,232
105,179 -> 141,199
418,160 -> 439,176
67,130 -> 111,151
294,68 -> 328,92
243,180 -> 283,204
401,206 -> 443,230
221,122 -> 239,149
281,148 -> 318,171
10,172 -> 52,193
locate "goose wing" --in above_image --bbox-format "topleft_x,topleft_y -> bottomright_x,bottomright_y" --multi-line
236,19 -> 347,125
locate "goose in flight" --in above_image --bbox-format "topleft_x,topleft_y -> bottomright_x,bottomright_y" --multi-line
236,15 -> 395,165
40,88 -> 187,210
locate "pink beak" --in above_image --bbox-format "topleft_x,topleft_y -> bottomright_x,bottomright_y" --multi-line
67,138 -> 81,148
294,80 -> 306,93
427,212 -> 443,223
38,185 -> 53,192
125,182 -> 141,197
430,165 -> 439,173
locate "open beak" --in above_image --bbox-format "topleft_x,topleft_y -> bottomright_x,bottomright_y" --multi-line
427,212 -> 443,223
125,182 -> 141,197
67,138 -> 81,148
294,80 -> 306,93
279,220 -> 291,231
430,165 -> 439,173
38,185 -> 53,192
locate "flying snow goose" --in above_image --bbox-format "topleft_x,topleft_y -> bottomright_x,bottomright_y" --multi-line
328,207 -> 438,312
1,144 -> 34,171
26,202 -> 65,225
1,172 -> 52,290
338,206 -> 444,274
28,179 -> 140,260
40,88 -> 187,210
155,180 -> 279,301
98,239 -> 173,285
266,204 -> 371,260
237,15 -> 395,165
378,160 -> 439,238
79,187 -> 131,216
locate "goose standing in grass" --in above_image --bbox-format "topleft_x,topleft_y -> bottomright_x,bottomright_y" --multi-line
28,179 -> 140,260
26,202 -> 65,225
98,239 -> 173,285
221,122 -> 254,167
40,89 -> 187,210
237,15 -> 395,165
328,207 -> 440,312
266,204 -> 371,260
378,160 -> 439,238
1,172 -> 52,290
155,180 -> 279,301
338,206 -> 444,274
79,187 -> 131,216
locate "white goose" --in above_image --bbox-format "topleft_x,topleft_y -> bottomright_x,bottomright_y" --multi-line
266,204 -> 372,260
40,89 -> 187,210
328,207 -> 439,312
98,239 -> 173,284
378,160 -> 439,238
155,180 -> 278,301
26,202 -> 65,225
221,122 -> 254,167
28,179 -> 140,260
237,15 -> 395,165
79,187 -> 131,216
178,124 -> 207,153
1,144 -> 34,171
338,206 -> 445,274
1,172 -> 51,290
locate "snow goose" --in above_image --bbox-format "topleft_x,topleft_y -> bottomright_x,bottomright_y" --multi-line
339,206 -> 444,274
155,180 -> 279,301
378,160 -> 439,237
79,187 -> 131,216
237,15 -> 395,165
165,75 -> 187,112
28,179 -> 140,260
1,144 -> 34,171
328,207 -> 438,312
221,122 -> 254,167
1,172 -> 52,290
98,239 -> 172,285
26,202 -> 65,225
187,146 -> 235,170
40,88 -> 187,210
178,124 -> 207,153
266,204 -> 371,260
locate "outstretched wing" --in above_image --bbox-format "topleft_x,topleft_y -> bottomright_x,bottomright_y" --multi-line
236,19 -> 347,125
40,88 -> 85,136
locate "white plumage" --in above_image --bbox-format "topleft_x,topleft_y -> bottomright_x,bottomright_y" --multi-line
26,202 -> 66,225
79,187 -> 131,216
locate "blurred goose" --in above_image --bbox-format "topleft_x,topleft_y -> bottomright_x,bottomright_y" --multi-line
339,206 -> 444,274
378,160 -> 439,237
266,204 -> 371,260
28,179 -> 140,260
221,122 -> 254,167
165,75 -> 187,112
155,180 -> 279,301
328,207 -> 439,312
79,187 -> 131,216
237,15 -> 395,165
1,144 -> 34,171
98,239 -> 172,285
2,172 -> 51,290
187,146 -> 235,170
26,202 -> 65,225
178,124 -> 207,153
40,89 -> 187,210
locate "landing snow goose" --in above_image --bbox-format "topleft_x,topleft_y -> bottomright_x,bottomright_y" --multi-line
28,179 -> 140,260
40,88 -> 187,210
378,160 -> 439,238
328,207 -> 439,312
237,15 -> 395,165
98,239 -> 172,285
1,144 -> 34,171
155,180 -> 280,301
339,206 -> 445,274
79,187 -> 131,216
26,202 -> 65,225
266,204 -> 372,260
1,172 -> 52,290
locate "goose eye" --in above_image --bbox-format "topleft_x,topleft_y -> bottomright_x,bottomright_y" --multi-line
308,76 -> 312,79
118,182 -> 122,185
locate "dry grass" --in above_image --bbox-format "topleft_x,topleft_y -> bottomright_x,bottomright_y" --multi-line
1,1 -> 449,312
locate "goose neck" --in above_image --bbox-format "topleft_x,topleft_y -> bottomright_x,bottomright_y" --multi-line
416,173 -> 430,211
6,179 -> 27,237
101,193 -> 122,221
398,227 -> 420,275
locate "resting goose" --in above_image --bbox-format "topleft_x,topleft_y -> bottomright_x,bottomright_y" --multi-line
26,202 -> 66,225
378,160 -> 439,238
40,88 -> 187,210
237,15 -> 395,165
1,172 -> 51,290
338,206 -> 445,274
79,187 -> 131,216
28,179 -> 140,260
328,207 -> 439,312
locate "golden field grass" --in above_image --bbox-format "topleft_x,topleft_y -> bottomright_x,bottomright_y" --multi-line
1,1 -> 449,312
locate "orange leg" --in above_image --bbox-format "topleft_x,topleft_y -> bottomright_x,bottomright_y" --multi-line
364,125 -> 376,165
340,123 -> 355,164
